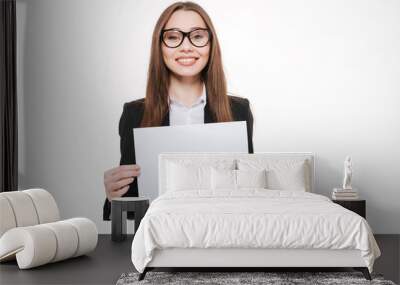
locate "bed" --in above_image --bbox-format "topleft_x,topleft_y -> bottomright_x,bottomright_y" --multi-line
130,152 -> 381,281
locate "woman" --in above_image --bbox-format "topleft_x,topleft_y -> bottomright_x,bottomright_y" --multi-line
103,1 -> 254,220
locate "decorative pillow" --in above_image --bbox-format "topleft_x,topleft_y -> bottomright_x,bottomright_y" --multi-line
237,159 -> 309,191
236,169 -> 267,188
166,162 -> 211,191
211,168 -> 236,190
211,168 -> 268,190
266,166 -> 306,191
165,159 -> 236,192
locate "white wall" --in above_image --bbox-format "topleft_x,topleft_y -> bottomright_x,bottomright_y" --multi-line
16,0 -> 400,234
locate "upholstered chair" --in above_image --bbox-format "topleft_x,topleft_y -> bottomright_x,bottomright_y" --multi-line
0,188 -> 98,269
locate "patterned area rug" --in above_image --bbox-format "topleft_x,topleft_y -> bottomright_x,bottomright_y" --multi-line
116,271 -> 396,285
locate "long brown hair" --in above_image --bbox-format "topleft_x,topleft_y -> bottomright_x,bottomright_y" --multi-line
140,1 -> 233,127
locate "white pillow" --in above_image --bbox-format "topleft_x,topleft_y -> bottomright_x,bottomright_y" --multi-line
166,162 -> 211,191
236,169 -> 267,188
211,168 -> 268,190
237,159 -> 309,191
266,167 -> 306,191
165,159 -> 236,192
211,168 -> 236,190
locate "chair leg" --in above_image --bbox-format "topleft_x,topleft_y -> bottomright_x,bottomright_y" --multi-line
354,267 -> 372,280
138,268 -> 148,281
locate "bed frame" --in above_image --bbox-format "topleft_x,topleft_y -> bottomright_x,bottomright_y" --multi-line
138,152 -> 372,281
140,248 -> 371,280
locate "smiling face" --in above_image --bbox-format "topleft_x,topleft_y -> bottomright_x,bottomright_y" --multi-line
161,10 -> 210,81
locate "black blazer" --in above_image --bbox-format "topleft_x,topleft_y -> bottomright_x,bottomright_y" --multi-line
103,95 -> 254,220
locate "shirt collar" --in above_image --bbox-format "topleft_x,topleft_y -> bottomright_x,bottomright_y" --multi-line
169,84 -> 207,108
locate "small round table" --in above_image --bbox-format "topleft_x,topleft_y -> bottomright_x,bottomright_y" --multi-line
111,197 -> 150,242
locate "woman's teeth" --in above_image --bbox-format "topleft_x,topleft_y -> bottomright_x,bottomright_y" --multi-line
176,58 -> 197,66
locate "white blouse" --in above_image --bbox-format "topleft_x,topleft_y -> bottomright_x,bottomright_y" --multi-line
168,84 -> 207,125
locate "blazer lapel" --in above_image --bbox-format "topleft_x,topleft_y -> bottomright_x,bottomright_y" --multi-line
204,96 -> 214,123
161,111 -> 170,126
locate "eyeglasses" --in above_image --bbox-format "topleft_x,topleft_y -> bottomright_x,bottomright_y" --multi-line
161,28 -> 211,48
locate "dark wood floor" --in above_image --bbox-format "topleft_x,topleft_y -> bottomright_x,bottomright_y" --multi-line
0,234 -> 398,285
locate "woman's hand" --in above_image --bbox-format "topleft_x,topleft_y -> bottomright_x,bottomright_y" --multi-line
104,165 -> 141,202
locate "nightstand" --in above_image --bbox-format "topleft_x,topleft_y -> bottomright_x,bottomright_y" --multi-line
111,197 -> 150,242
332,199 -> 366,218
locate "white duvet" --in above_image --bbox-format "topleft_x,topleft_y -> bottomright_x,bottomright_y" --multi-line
131,190 -> 380,273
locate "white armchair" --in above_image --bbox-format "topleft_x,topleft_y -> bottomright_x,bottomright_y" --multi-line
0,188 -> 98,269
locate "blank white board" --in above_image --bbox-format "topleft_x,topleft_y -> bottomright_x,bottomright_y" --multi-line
134,121 -> 248,201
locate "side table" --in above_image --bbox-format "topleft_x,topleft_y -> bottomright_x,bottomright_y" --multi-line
111,197 -> 149,242
332,199 -> 366,218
